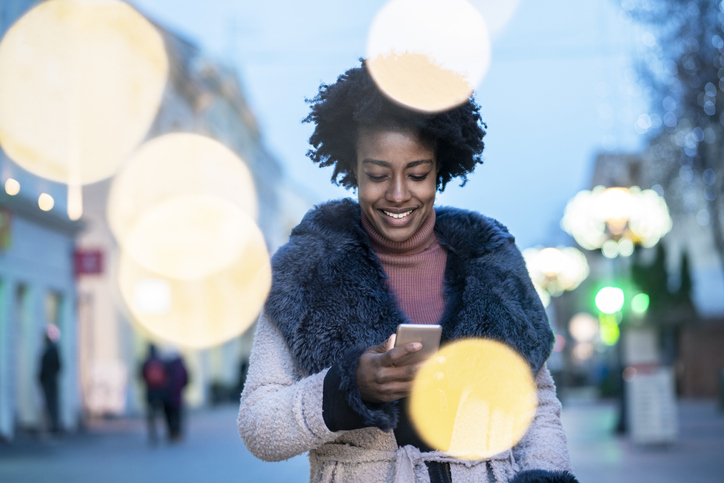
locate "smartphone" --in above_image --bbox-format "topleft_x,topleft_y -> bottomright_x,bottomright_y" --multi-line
393,324 -> 442,366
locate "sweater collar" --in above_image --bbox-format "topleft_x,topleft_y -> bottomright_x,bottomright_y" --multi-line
361,209 -> 437,256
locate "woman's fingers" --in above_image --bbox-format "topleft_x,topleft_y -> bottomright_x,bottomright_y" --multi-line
380,342 -> 421,367
376,362 -> 423,384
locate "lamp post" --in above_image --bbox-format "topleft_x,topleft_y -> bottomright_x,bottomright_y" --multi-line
561,185 -> 672,434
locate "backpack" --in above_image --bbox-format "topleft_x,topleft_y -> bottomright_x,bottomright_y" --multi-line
144,359 -> 167,389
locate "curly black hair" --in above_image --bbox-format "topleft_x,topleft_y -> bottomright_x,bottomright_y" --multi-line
303,60 -> 487,191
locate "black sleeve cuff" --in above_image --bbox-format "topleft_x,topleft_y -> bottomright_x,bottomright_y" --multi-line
322,344 -> 398,432
510,470 -> 579,483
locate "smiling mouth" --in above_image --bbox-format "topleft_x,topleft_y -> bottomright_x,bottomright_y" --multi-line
382,209 -> 414,219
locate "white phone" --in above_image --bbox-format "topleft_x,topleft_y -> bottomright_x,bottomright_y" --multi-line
393,324 -> 442,366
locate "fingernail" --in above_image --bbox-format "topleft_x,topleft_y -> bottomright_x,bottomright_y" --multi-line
412,343 -> 422,350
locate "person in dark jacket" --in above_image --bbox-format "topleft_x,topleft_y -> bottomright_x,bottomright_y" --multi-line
140,344 -> 167,443
39,333 -> 61,433
163,351 -> 188,442
238,61 -> 578,483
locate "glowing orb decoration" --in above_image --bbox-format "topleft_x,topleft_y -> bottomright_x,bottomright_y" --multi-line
561,186 -> 672,254
568,313 -> 599,343
572,342 -> 594,361
599,314 -> 620,346
125,194 -> 255,281
4,178 -> 19,196
0,0 -> 168,184
118,216 -> 271,349
523,246 -> 589,297
38,193 -> 54,211
108,133 -> 258,248
595,286 -> 624,314
631,293 -> 650,314
409,339 -> 537,459
366,0 -> 491,112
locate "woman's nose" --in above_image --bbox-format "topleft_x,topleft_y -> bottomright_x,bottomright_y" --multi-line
386,176 -> 410,203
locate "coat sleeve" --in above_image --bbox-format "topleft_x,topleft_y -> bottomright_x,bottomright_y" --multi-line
237,311 -> 344,462
512,365 -> 572,473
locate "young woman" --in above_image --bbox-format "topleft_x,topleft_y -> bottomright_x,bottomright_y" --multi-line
238,62 -> 576,483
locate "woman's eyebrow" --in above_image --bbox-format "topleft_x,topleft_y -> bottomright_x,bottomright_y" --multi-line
361,159 -> 433,168
362,159 -> 391,167
405,159 -> 433,168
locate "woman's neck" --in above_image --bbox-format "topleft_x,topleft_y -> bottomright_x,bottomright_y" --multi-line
361,209 -> 437,256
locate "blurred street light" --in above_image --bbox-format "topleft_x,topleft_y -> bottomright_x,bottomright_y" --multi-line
595,286 -> 625,314
522,246 -> 589,307
560,186 -> 672,258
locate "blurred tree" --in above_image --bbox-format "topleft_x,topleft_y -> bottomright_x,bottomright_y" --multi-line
631,243 -> 695,313
676,249 -> 695,308
631,0 -> 724,287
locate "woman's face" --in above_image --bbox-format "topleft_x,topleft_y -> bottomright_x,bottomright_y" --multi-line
355,127 -> 437,243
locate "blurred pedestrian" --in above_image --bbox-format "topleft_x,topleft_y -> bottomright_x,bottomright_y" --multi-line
163,350 -> 188,442
38,329 -> 61,433
140,343 -> 167,444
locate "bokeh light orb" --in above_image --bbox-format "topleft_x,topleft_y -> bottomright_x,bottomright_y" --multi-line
38,193 -> 54,211
366,0 -> 491,112
595,286 -> 624,314
108,133 -> 258,248
118,216 -> 271,349
125,194 -> 256,281
409,339 -> 537,459
4,178 -> 20,196
561,186 -> 672,252
0,0 -> 168,184
568,313 -> 599,343
523,246 -> 589,297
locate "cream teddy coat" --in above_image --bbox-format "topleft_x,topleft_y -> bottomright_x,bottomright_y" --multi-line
238,200 -> 572,482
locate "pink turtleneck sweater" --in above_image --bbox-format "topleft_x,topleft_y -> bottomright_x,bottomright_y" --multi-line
361,210 -> 447,325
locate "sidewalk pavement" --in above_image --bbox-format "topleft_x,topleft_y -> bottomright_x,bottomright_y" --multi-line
0,398 -> 722,482
562,397 -> 724,483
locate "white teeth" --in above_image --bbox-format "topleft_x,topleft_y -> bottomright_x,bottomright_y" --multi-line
383,210 -> 413,219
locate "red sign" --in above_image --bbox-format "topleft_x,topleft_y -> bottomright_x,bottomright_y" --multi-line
75,249 -> 104,275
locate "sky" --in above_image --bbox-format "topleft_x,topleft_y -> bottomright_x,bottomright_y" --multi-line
131,0 -> 648,250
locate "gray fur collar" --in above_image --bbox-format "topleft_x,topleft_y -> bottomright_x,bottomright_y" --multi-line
265,198 -> 553,376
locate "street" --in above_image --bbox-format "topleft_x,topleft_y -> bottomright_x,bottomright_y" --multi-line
1,398 -> 722,483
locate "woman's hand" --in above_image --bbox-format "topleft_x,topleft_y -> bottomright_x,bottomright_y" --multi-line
356,334 -> 423,403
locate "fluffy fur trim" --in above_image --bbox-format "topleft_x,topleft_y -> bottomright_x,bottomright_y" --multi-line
265,199 -> 553,427
510,469 -> 579,483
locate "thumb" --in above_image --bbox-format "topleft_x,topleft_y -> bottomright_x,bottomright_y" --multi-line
369,334 -> 395,354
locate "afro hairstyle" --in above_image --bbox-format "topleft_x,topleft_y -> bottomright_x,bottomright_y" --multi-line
303,60 -> 487,191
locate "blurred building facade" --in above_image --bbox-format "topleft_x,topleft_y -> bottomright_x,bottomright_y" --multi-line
75,15 -> 305,417
0,0 -> 82,441
0,1 -> 312,437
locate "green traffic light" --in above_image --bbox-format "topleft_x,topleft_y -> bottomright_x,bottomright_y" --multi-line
595,286 -> 624,314
631,293 -> 650,314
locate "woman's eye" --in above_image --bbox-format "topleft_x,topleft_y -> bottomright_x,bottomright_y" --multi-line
410,173 -> 429,181
366,174 -> 387,181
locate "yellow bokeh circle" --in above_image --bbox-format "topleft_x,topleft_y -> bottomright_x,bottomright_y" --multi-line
0,0 -> 168,184
409,339 -> 537,459
118,211 -> 271,349
366,0 -> 491,113
107,133 -> 258,248
125,194 -> 257,281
